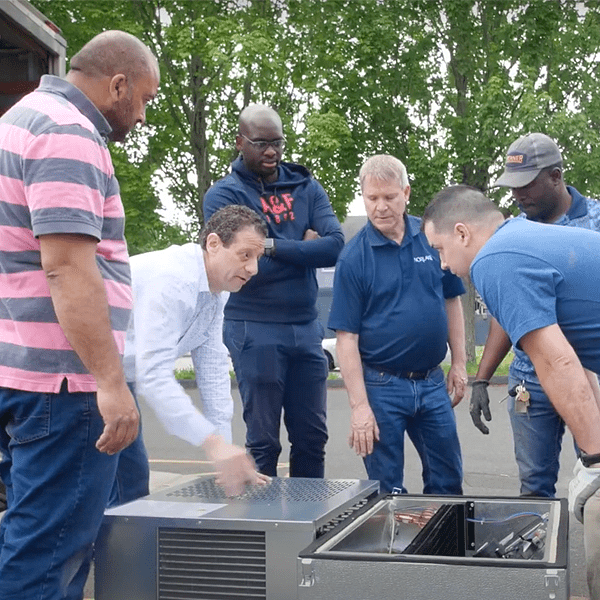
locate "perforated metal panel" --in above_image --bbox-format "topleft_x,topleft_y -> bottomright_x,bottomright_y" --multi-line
96,478 -> 379,600
158,528 -> 266,600
165,477 -> 356,503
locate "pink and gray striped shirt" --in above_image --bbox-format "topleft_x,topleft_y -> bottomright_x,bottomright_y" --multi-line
0,75 -> 132,393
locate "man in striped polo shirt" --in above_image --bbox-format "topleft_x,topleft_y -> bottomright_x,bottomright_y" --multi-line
0,31 -> 159,600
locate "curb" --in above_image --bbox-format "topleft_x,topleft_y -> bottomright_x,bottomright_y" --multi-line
178,375 -> 509,390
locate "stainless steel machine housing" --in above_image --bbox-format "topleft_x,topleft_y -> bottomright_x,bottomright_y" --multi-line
95,476 -> 379,600
95,479 -> 568,600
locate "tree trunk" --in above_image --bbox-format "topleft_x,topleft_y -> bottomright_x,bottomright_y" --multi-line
462,279 -> 477,364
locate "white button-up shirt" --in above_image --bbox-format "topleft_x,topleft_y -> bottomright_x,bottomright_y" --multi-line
123,243 -> 232,446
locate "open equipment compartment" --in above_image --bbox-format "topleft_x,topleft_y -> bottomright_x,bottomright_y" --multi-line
297,494 -> 568,600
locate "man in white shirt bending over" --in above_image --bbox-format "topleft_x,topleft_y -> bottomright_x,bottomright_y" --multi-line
112,205 -> 268,504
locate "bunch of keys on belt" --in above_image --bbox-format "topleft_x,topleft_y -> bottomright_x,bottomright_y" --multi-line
501,380 -> 530,414
514,381 -> 530,414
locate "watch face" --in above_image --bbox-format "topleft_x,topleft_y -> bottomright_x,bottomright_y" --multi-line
264,238 -> 275,255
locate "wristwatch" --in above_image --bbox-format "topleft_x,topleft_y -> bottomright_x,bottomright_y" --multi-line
580,451 -> 600,468
264,238 -> 276,257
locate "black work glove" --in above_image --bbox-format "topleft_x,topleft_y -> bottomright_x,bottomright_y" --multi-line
470,380 -> 492,434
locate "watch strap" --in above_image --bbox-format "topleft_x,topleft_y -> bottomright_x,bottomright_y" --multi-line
580,451 -> 600,468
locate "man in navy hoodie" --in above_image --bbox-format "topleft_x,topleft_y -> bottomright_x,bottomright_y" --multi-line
203,104 -> 344,478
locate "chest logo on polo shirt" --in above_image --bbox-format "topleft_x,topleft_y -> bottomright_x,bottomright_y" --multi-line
260,193 -> 295,225
414,255 -> 434,263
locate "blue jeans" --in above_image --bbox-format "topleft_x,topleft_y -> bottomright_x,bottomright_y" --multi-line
362,365 -> 463,495
107,383 -> 149,508
0,383 -> 119,600
224,319 -> 328,478
508,370 -> 567,497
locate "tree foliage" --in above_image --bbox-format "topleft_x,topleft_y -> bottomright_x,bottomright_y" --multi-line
31,0 -> 189,254
32,0 -> 600,357
33,0 -> 600,221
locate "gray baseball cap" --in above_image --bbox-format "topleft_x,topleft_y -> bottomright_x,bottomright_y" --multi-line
494,133 -> 562,188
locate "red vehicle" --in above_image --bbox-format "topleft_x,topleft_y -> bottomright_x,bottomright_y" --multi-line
0,0 -> 66,118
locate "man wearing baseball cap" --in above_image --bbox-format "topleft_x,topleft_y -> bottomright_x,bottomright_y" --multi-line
469,132 -> 600,596
471,133 -> 600,493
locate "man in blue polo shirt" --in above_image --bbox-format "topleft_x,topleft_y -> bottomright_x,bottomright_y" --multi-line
328,154 -> 467,494
423,185 -> 600,600
470,133 -> 600,500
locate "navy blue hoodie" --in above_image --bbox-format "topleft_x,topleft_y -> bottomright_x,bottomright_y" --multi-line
203,156 -> 344,323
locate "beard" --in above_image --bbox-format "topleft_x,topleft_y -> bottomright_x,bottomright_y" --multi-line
104,95 -> 135,143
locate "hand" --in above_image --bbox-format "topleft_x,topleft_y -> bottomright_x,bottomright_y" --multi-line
95,383 -> 140,454
569,458 -> 600,523
446,364 -> 468,407
255,472 -> 272,485
303,228 -> 320,241
203,434 -> 264,497
469,380 -> 492,434
348,402 -> 379,458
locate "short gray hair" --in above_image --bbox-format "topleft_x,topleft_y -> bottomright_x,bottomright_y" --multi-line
199,205 -> 267,249
359,154 -> 409,189
422,185 -> 501,233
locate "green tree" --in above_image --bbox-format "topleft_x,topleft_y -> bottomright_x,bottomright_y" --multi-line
31,0 -> 188,254
282,0 -> 600,360
32,0 -> 600,360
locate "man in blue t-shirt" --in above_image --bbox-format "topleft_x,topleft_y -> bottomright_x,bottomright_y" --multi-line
423,185 -> 600,600
328,154 -> 467,494
203,105 -> 344,478
470,133 -> 600,499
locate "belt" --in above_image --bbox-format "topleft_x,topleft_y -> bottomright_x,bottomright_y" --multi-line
366,364 -> 440,380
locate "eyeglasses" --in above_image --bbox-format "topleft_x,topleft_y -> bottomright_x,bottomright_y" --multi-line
240,134 -> 286,151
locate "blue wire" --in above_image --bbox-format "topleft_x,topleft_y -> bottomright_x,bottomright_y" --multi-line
467,511 -> 546,524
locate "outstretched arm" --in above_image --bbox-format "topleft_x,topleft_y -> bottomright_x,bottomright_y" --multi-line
445,296 -> 467,407
520,324 -> 600,454
336,331 -> 380,457
470,317 -> 513,434
476,317 -> 513,380
41,233 -> 139,455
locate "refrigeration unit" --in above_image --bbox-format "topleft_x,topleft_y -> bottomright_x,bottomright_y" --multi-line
95,477 -> 568,600
95,476 -> 379,600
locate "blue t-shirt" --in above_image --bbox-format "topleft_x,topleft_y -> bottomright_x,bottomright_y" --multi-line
328,215 -> 465,373
511,186 -> 600,376
471,218 -> 600,374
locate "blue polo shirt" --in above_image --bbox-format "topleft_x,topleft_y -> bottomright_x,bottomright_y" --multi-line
328,215 -> 465,373
471,218 -> 600,374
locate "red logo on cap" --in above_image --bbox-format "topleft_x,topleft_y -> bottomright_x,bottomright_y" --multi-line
506,154 -> 524,164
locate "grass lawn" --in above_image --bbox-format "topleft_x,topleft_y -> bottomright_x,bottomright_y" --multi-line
443,346 -> 513,377
175,347 -> 514,381
174,367 -> 196,380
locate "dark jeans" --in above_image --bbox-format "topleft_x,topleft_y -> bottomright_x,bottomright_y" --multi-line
508,369 -> 567,497
362,365 -> 463,495
224,319 -> 328,478
107,383 -> 150,508
0,383 -> 119,600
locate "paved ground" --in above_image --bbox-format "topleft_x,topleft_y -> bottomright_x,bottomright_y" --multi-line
85,381 -> 588,599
